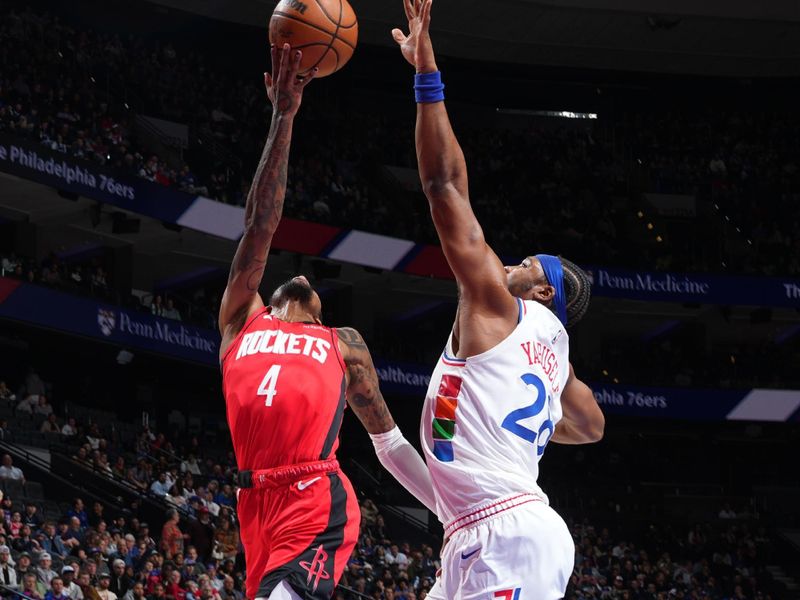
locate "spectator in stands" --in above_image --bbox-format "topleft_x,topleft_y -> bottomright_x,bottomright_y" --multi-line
360,499 -> 379,525
212,485 -> 234,509
164,571 -> 184,600
160,510 -> 185,560
218,576 -> 241,600
0,420 -> 9,441
179,455 -> 201,477
62,418 -> 79,437
36,552 -> 58,586
76,573 -> 100,600
39,522 -> 66,557
60,566 -> 83,600
108,559 -> 130,598
121,581 -> 144,600
22,571 -> 45,600
45,577 -> 70,600
182,581 -> 199,600
62,517 -> 84,548
14,551 -> 33,579
95,573 -> 116,600
0,544 -> 18,590
0,455 -> 25,484
185,508 -> 213,562
161,299 -> 181,322
34,396 -> 53,417
719,503 -> 737,519
88,504 -> 105,530
150,297 -> 164,318
137,523 -> 156,551
16,395 -> 38,414
84,425 -> 104,452
92,452 -> 113,477
0,381 -> 15,404
147,582 -> 166,600
23,503 -> 43,529
1,491 -> 11,521
72,447 -> 91,467
41,413 -> 60,433
200,491 -> 219,518
150,473 -> 170,498
212,520 -> 238,562
111,458 -> 126,480
127,460 -> 149,492
80,561 -> 99,585
8,513 -> 24,539
66,499 -> 89,529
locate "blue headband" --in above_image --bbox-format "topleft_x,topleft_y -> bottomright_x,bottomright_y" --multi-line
536,254 -> 567,326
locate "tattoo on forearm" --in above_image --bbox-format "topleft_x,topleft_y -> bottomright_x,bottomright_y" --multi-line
340,328 -> 394,433
227,115 -> 294,295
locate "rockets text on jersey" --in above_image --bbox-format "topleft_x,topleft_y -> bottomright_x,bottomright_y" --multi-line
222,311 -> 347,472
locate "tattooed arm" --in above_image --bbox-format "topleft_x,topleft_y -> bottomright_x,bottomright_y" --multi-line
337,327 -> 395,434
337,327 -> 437,513
218,45 -> 317,351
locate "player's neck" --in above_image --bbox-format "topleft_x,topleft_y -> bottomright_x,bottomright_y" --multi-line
271,302 -> 320,325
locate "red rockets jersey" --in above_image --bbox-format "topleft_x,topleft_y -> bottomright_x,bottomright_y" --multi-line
221,310 -> 348,471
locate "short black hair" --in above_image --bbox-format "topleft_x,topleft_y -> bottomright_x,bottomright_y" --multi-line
559,257 -> 591,327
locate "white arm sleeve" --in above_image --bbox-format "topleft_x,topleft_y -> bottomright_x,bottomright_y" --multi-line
370,426 -> 438,515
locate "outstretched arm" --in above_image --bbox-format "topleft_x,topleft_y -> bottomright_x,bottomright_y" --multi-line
337,328 -> 437,514
393,0 -> 515,318
218,45 -> 316,343
552,364 -> 604,444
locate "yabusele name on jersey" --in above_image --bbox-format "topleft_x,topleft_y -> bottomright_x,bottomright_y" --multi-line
234,325 -> 331,365
520,339 -> 562,394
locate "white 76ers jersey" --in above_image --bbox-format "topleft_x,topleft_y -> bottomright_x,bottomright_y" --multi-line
421,298 -> 570,524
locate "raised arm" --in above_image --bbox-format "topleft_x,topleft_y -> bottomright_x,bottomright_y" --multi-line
552,364 -> 605,444
337,328 -> 437,513
392,0 -> 515,319
218,45 -> 316,345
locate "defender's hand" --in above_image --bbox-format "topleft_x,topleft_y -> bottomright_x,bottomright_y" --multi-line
265,43 -> 318,116
392,0 -> 437,73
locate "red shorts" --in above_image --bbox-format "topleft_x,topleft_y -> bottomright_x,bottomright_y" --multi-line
236,460 -> 360,599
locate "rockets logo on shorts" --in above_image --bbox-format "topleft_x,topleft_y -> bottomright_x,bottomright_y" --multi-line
494,588 -> 521,600
299,544 -> 330,592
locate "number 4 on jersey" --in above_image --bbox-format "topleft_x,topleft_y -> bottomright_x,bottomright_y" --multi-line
257,365 -> 282,406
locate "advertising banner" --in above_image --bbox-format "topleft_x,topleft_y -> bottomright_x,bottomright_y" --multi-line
592,383 -> 800,423
0,278 -> 219,365
585,266 -> 799,308
0,134 -> 195,223
1,277 -> 797,422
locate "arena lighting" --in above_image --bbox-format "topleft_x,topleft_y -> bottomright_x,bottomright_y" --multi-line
495,108 -> 598,119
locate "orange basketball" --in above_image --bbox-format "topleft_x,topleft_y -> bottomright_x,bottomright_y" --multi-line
269,0 -> 358,78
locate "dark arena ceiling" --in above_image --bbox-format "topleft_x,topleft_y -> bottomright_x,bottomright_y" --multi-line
144,0 -> 800,76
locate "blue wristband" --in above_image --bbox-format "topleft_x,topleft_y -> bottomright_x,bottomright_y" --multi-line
414,71 -> 445,104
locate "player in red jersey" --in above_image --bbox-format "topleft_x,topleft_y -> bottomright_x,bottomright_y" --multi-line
218,45 -> 436,600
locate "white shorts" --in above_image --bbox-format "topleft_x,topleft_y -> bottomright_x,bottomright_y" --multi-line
427,493 -> 574,600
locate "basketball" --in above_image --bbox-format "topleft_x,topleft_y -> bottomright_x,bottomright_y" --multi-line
269,0 -> 358,78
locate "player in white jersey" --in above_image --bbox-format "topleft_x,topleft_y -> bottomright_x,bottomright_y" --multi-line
393,1 -> 606,598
